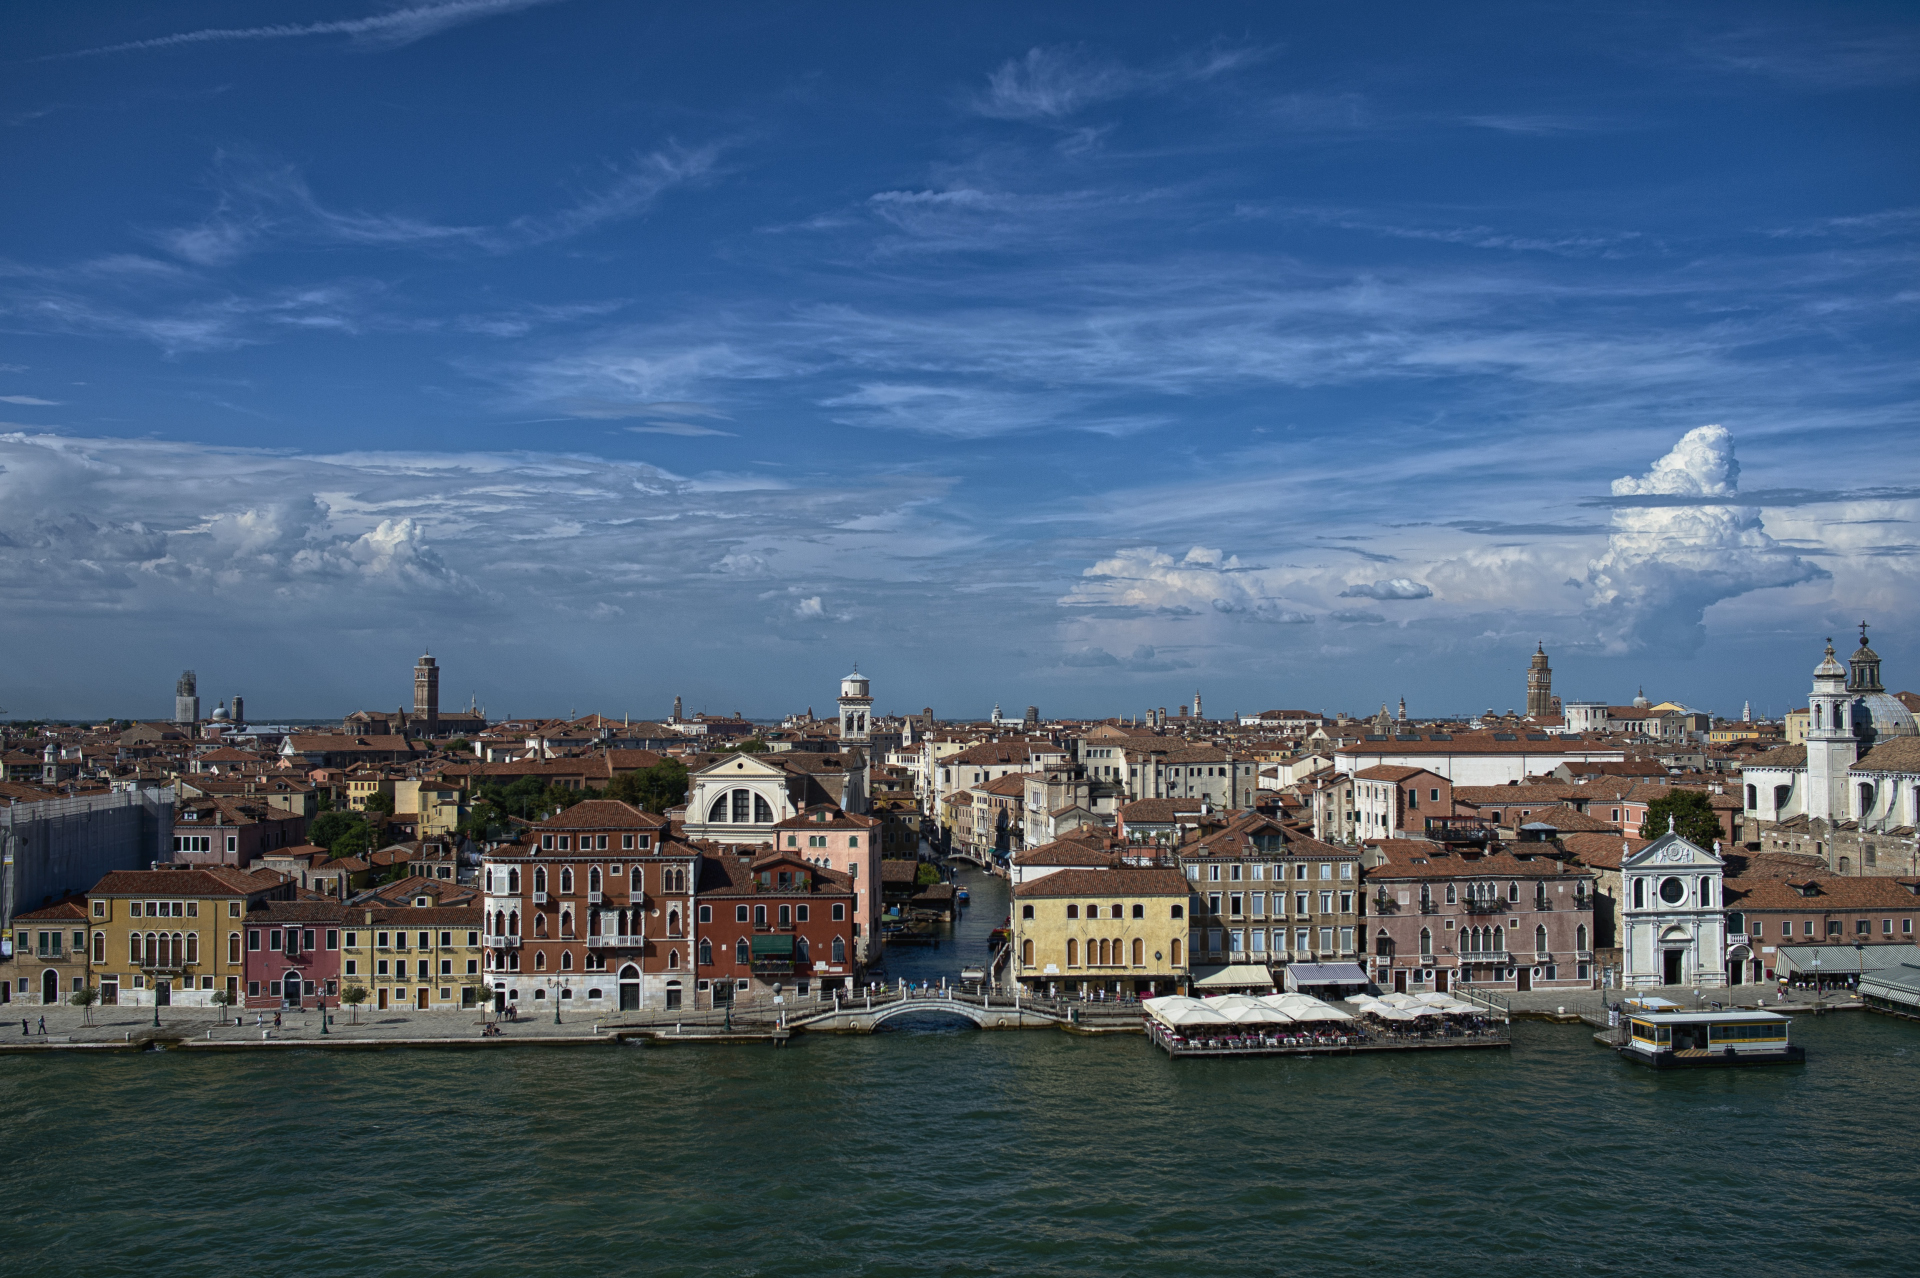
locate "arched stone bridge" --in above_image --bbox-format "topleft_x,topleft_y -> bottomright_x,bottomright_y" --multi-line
789,989 -> 1065,1033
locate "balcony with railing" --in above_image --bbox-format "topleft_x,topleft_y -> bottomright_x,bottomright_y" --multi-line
485,934 -> 522,948
588,890 -> 603,905
586,933 -> 647,948
1458,950 -> 1509,964
1464,898 -> 1511,914
532,890 -> 549,905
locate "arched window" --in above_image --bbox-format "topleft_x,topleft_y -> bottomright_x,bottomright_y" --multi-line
129,933 -> 142,964
708,795 -> 729,823
667,949 -> 680,969
1096,939 -> 1108,966
1170,937 -> 1183,965
1132,937 -> 1144,966
736,939 -> 749,965
1774,785 -> 1791,812
93,932 -> 105,962
1375,929 -> 1392,956
508,868 -> 519,893
1171,904 -> 1183,919
796,936 -> 810,965
631,867 -> 644,895
508,951 -> 519,971
560,867 -> 574,895
833,935 -> 846,964
534,867 -> 547,894
1576,923 -> 1588,951
1507,881 -> 1519,902
1492,927 -> 1504,954
560,910 -> 573,938
1632,878 -> 1645,909
1419,928 -> 1432,956
185,933 -> 198,964
561,950 -> 573,971
534,914 -> 548,938
508,909 -> 519,935
1066,938 -> 1079,967
1066,904 -> 1079,919
1745,785 -> 1757,810
1700,879 -> 1714,907
1859,783 -> 1876,816
589,866 -> 601,894
534,951 -> 547,971
731,789 -> 751,823
698,938 -> 712,965
754,794 -> 773,823
1535,924 -> 1548,955
667,908 -> 681,937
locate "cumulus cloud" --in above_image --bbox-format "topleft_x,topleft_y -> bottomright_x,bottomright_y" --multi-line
1060,545 -> 1318,623
1338,577 -> 1433,600
1584,424 -> 1826,653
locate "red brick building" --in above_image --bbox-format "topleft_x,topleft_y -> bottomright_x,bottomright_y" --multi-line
242,899 -> 345,1009
482,800 -> 701,1013
693,845 -> 858,1003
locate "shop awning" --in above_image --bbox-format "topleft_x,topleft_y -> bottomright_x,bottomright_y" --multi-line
750,934 -> 795,957
1284,962 -> 1369,990
1191,964 -> 1277,991
1772,944 -> 1909,976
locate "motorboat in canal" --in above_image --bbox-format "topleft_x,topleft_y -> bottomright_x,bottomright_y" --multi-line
956,886 -> 970,904
1616,1009 -> 1804,1068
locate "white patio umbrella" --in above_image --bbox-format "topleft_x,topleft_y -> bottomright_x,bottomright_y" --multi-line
1159,1003 -> 1233,1027
1369,1006 -> 1419,1022
1223,1005 -> 1295,1024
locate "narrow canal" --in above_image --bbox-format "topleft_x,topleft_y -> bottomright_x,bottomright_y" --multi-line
874,858 -> 1011,990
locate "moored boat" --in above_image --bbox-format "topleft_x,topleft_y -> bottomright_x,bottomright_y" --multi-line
1616,1009 -> 1805,1068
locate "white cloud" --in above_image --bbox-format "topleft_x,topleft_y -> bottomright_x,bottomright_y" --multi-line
56,0 -> 564,59
0,395 -> 59,405
1059,545 -> 1314,623
1338,577 -> 1433,600
1584,425 -> 1826,653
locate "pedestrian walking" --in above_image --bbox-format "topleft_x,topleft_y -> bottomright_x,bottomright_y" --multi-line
19,1017 -> 27,1036
38,1016 -> 47,1035
273,1010 -> 281,1028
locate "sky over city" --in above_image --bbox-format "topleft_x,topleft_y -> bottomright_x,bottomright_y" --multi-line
3,1 -> 1916,722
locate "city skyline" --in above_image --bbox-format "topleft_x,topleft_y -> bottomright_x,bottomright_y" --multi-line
4,2 -> 1916,718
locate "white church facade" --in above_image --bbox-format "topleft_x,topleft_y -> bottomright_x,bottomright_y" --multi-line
1741,629 -> 1920,875
1620,827 -> 1728,989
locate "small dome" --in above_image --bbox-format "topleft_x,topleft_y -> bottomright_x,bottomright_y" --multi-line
1814,640 -> 1846,680
210,701 -> 232,721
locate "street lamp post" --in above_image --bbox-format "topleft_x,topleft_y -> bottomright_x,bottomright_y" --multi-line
552,978 -> 562,1025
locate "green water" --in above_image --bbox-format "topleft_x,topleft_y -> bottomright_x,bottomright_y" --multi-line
4,1010 -> 1916,1277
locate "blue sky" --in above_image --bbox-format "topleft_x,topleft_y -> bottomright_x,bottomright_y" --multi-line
3,0 -> 1916,722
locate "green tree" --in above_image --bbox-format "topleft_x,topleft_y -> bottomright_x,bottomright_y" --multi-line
308,810 -> 374,855
70,985 -> 98,1026
719,738 -> 767,754
209,987 -> 234,1025
443,738 -> 470,753
915,862 -> 941,886
340,983 -> 368,1025
605,759 -> 689,814
1639,789 -> 1722,847
364,790 -> 395,816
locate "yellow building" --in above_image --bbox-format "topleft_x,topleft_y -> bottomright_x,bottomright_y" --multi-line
394,779 -> 465,837
1012,865 -> 1192,998
340,902 -> 485,1012
343,769 -> 398,812
1784,708 -> 1809,745
86,866 -> 294,1008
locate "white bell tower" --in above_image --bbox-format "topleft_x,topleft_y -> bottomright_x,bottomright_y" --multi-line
1805,638 -> 1855,823
838,667 -> 872,743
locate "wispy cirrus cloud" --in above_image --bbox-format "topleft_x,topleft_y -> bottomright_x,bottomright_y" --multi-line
50,0 -> 565,60
155,145 -> 719,266
972,43 -> 1267,121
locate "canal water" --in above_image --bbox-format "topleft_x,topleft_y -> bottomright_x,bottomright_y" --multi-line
4,1008 -> 1916,1275
879,859 -> 1011,989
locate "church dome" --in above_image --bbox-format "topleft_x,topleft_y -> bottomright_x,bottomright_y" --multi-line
210,701 -> 232,721
1849,692 -> 1917,746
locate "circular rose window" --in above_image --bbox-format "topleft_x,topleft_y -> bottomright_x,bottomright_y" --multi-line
1658,877 -> 1686,904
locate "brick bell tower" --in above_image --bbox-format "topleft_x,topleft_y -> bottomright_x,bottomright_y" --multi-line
1526,643 -> 1553,719
414,652 -> 440,734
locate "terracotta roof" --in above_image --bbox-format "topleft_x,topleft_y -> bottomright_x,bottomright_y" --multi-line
1741,744 -> 1807,769
245,900 -> 349,923
1515,805 -> 1621,833
92,867 -> 285,896
12,897 -> 88,921
534,800 -> 667,830
356,905 -> 484,925
1557,832 -> 1650,870
1363,845 -> 1591,881
1116,798 -> 1204,822
1013,837 -> 1120,867
1352,765 -> 1432,782
1725,876 -> 1920,910
1013,865 -> 1193,898
1855,737 -> 1920,773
